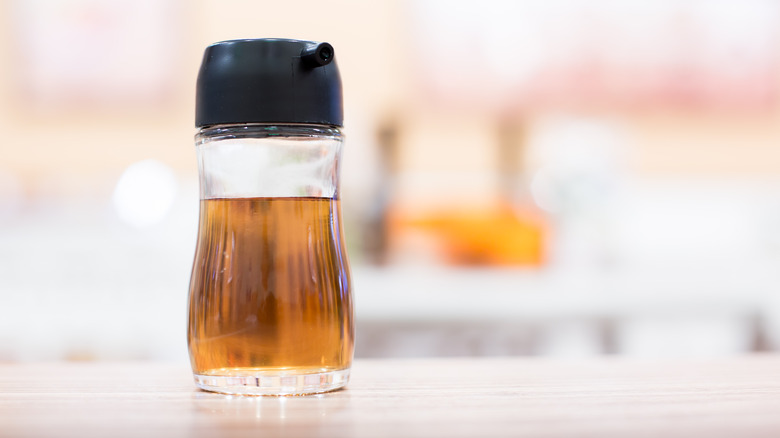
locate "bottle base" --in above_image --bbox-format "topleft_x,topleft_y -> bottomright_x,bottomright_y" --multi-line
193,367 -> 350,396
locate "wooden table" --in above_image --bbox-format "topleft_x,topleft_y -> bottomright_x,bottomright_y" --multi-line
2,356 -> 780,437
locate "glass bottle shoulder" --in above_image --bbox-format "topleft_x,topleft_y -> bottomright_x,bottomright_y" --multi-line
196,124 -> 343,146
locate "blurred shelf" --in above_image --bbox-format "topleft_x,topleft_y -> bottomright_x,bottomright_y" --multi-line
353,265 -> 776,322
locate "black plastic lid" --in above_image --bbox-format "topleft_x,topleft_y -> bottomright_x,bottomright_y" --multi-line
196,38 -> 343,128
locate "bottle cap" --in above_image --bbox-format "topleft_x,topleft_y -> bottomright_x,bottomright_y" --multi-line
196,38 -> 343,127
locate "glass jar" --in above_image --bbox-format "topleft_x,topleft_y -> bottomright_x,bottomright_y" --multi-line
188,39 -> 353,395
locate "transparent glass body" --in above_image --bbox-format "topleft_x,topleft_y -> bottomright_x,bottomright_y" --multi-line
188,124 -> 354,395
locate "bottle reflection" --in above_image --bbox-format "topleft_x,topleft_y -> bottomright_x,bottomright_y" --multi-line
190,390 -> 351,434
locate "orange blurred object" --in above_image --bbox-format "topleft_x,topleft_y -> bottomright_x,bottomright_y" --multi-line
391,203 -> 546,266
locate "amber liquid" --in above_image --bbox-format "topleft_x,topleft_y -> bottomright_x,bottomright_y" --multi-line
187,197 -> 353,376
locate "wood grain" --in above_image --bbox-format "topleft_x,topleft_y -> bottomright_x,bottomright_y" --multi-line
2,356 -> 780,437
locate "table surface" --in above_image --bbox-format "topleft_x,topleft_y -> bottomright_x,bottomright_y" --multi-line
2,356 -> 780,437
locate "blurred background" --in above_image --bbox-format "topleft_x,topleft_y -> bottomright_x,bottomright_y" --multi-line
2,0 -> 780,362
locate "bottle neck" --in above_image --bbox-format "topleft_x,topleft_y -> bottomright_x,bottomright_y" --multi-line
196,124 -> 344,200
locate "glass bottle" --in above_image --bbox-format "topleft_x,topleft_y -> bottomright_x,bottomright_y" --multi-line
187,39 -> 353,395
